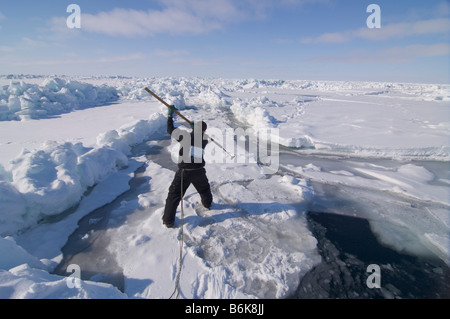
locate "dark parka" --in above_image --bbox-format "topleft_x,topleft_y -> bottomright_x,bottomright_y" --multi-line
162,117 -> 213,227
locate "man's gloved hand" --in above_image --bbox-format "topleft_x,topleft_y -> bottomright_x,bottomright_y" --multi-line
190,121 -> 195,129
168,105 -> 176,117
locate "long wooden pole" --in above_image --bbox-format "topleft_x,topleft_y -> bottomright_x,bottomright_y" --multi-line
144,88 -> 192,125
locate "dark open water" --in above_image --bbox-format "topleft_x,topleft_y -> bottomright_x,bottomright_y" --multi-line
281,151 -> 450,299
294,211 -> 450,299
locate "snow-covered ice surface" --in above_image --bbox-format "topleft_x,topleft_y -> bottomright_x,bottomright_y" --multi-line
0,75 -> 449,298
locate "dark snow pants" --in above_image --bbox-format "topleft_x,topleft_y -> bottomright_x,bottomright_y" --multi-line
163,168 -> 212,226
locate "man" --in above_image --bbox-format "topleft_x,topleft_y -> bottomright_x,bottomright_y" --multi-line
162,105 -> 213,228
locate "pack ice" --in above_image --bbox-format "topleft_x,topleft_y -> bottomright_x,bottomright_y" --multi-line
0,75 -> 448,299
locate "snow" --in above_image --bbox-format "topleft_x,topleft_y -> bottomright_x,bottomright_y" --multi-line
0,111 -> 166,236
0,75 -> 449,299
0,77 -> 119,121
0,264 -> 126,299
0,236 -> 45,271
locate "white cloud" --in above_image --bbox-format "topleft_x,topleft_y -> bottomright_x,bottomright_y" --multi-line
0,46 -> 14,53
82,8 -> 210,36
171,56 -> 219,66
44,16 -> 83,42
13,53 -> 147,67
302,32 -> 349,44
79,0 -> 246,37
379,43 -> 450,62
434,1 -> 450,17
160,0 -> 244,22
0,11 -> 5,30
355,18 -> 450,41
20,37 -> 47,48
308,43 -> 450,63
60,0 -> 330,37
302,18 -> 450,43
153,49 -> 190,57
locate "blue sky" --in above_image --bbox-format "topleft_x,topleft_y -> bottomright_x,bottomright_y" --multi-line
0,0 -> 449,83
